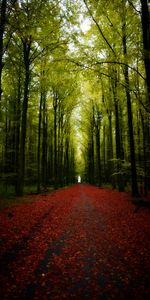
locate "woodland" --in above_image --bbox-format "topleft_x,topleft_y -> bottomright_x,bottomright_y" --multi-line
0,0 -> 150,197
1,1 -> 150,298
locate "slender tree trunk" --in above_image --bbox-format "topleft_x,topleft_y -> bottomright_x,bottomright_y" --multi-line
108,114 -> 113,164
111,67 -> 124,190
0,0 -> 7,114
124,67 -> 139,197
88,132 -> 95,184
140,0 -> 150,106
42,93 -> 47,190
122,45 -> 139,196
119,106 -> 125,160
94,104 -> 102,186
114,100 -> 124,191
4,112 -> 8,191
107,112 -> 115,187
65,136 -> 70,185
49,128 -> 54,183
14,66 -> 21,192
37,91 -> 43,193
114,101 -> 121,160
89,109 -> 95,184
16,39 -> 31,196
140,110 -> 148,196
95,124 -> 101,186
103,124 -> 106,182
53,92 -> 58,189
70,147 -> 75,183
59,112 -> 64,186
121,2 -> 139,196
114,100 -> 121,189
57,103 -> 62,185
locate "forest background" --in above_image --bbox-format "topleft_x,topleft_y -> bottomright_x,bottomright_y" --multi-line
0,0 -> 150,197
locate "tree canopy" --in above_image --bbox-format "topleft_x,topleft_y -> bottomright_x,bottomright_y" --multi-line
0,0 -> 150,196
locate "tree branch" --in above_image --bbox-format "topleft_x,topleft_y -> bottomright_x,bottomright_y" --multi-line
127,0 -> 141,15
83,0 -> 116,57
95,70 -> 150,113
94,61 -> 146,80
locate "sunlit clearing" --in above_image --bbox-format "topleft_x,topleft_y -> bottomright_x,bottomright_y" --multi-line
78,175 -> 81,183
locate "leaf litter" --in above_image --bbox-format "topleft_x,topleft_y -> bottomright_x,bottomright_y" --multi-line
0,184 -> 150,299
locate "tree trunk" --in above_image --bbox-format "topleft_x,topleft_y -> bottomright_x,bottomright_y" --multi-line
102,124 -> 106,182
120,1 -> 139,196
57,103 -> 62,186
16,39 -> 31,196
111,67 -> 124,191
88,124 -> 95,184
95,124 -> 101,186
14,66 -> 21,193
48,128 -> 54,184
124,70 -> 139,197
53,92 -> 58,189
37,91 -> 43,193
107,112 -> 115,187
94,106 -> 101,187
140,0 -> 150,107
140,110 -> 148,196
0,0 -> 7,114
89,109 -> 95,184
42,93 -> 47,190
122,20 -> 139,196
65,136 -> 70,185
4,112 -> 8,191
114,98 -> 124,191
58,111 -> 64,186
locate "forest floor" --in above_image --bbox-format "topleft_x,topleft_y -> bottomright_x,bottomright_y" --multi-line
0,184 -> 150,300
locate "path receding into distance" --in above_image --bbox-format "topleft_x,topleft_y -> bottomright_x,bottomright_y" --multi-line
0,184 -> 150,299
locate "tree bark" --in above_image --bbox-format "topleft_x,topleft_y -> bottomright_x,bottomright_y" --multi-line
0,0 -> 7,114
16,38 -> 31,195
37,91 -> 43,193
112,73 -> 124,191
107,112 -> 115,187
58,108 -> 64,186
140,110 -> 148,196
14,67 -> 21,193
65,136 -> 70,185
42,92 -> 47,190
122,19 -> 139,196
95,124 -> 101,186
94,105 -> 101,187
53,92 -> 58,189
88,110 -> 95,184
140,0 -> 150,107
102,124 -> 106,182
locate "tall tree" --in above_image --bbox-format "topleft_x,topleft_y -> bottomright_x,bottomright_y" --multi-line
0,0 -> 7,114
121,0 -> 139,196
140,0 -> 150,107
13,0 -> 63,195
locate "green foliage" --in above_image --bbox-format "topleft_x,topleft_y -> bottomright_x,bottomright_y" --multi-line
0,0 -> 149,195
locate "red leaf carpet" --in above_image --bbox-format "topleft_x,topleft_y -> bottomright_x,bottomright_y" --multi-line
0,184 -> 150,299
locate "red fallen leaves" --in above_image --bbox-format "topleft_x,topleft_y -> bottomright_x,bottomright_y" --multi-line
0,189 -> 77,299
0,184 -> 150,299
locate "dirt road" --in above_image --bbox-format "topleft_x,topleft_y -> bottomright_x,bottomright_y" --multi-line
0,184 -> 150,299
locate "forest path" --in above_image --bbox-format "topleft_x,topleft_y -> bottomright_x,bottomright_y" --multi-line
0,184 -> 150,299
